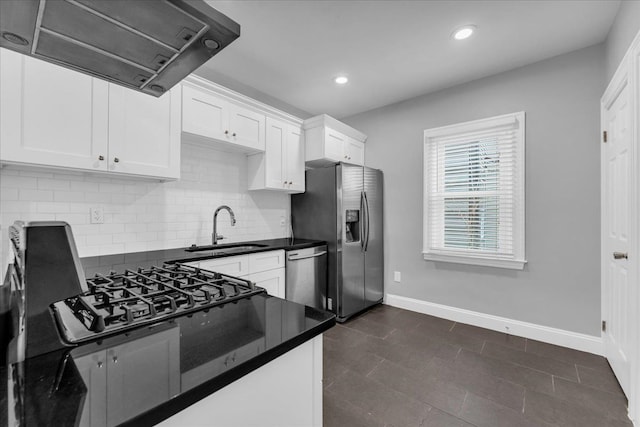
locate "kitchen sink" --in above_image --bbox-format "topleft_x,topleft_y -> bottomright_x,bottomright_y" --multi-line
185,243 -> 268,253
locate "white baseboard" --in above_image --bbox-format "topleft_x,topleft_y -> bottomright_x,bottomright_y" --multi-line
385,294 -> 604,356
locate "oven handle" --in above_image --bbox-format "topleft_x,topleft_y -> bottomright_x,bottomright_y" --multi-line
287,251 -> 327,261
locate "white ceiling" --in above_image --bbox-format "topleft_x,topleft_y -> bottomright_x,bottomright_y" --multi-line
200,0 -> 620,119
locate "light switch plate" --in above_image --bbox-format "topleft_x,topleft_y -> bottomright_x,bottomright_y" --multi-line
393,271 -> 401,282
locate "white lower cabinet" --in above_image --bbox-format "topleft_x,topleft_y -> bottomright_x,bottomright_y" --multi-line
158,335 -> 323,427
195,255 -> 250,277
248,268 -> 285,298
0,47 -> 181,180
73,327 -> 180,427
189,250 -> 286,298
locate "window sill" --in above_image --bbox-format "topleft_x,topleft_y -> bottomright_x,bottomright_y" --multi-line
422,252 -> 527,270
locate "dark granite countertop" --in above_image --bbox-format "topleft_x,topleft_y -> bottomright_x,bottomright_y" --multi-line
2,237 -> 333,426
81,238 -> 326,276
7,293 -> 335,427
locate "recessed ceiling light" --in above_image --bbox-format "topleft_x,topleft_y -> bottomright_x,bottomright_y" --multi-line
334,75 -> 349,85
452,25 -> 476,41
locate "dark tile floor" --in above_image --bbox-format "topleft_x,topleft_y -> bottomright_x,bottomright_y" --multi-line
323,304 -> 631,427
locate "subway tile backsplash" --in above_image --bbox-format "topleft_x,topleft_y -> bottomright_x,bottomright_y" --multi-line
0,143 -> 290,272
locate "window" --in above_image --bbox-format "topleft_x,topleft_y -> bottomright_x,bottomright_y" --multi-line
423,112 -> 526,269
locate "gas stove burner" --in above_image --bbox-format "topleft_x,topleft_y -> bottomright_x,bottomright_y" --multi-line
52,263 -> 265,344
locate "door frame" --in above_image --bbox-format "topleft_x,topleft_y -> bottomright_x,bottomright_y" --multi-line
601,29 -> 640,423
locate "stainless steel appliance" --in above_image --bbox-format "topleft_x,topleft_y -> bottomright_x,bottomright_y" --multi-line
0,0 -> 240,97
291,164 -> 383,322
6,221 -> 265,359
285,245 -> 327,310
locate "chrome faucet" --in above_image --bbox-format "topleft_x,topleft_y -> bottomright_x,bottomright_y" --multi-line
213,205 -> 236,244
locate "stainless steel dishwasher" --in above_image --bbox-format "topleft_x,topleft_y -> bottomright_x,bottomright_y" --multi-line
286,245 -> 327,310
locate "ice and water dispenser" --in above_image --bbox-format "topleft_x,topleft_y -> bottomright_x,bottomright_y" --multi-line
345,209 -> 360,243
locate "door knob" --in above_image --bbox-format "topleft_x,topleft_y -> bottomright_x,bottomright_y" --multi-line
613,252 -> 628,260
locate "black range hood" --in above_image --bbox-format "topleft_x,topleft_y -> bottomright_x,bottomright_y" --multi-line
0,0 -> 240,96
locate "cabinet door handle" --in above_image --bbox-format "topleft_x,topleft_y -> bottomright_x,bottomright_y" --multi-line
98,155 -> 104,161
113,157 -> 120,163
289,181 -> 293,185
232,132 -> 236,137
613,252 -> 628,260
224,130 -> 229,135
112,356 -> 118,364
344,155 -> 348,159
97,361 -> 103,368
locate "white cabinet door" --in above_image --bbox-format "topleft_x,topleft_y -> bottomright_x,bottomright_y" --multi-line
74,351 -> 108,427
0,48 -> 109,171
345,136 -> 365,166
198,255 -> 250,277
229,103 -> 266,151
106,327 -> 180,427
264,117 -> 287,189
182,84 -> 230,141
286,124 -> 306,192
248,250 -> 285,272
249,268 -> 285,298
323,128 -> 346,162
108,84 -> 181,179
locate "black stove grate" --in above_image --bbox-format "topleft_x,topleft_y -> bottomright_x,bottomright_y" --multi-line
53,263 -> 265,343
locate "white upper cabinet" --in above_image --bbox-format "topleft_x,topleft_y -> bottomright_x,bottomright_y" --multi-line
248,117 -> 305,193
303,114 -> 366,167
182,82 -> 265,152
107,84 -> 181,179
181,84 -> 230,142
0,48 -> 109,171
0,48 -> 181,180
345,136 -> 365,165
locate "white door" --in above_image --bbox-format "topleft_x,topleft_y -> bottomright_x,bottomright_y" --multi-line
0,48 -> 109,171
286,124 -> 306,192
602,69 -> 633,397
265,117 -> 287,189
228,104 -> 266,152
108,84 -> 181,179
181,84 -> 230,141
324,128 -> 346,162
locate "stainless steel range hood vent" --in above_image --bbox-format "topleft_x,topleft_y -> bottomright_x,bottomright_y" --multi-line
0,0 -> 240,96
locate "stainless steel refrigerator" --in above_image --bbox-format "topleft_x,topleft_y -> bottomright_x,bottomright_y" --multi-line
291,163 -> 383,322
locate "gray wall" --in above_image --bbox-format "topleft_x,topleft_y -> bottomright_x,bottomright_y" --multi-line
605,0 -> 640,81
343,44 -> 605,336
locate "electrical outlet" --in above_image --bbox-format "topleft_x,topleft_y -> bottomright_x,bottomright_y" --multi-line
394,271 -> 401,282
90,207 -> 104,224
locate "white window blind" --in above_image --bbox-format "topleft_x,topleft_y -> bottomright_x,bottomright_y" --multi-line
423,112 -> 526,269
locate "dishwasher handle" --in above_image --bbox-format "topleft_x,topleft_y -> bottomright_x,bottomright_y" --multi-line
287,251 -> 327,261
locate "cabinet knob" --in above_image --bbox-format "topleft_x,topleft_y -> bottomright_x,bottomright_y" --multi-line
289,181 -> 293,185
97,361 -> 103,368
113,157 -> 120,163
224,130 -> 229,135
98,155 -> 104,161
348,156 -> 352,160
112,356 -> 118,364
344,155 -> 348,159
232,132 -> 236,137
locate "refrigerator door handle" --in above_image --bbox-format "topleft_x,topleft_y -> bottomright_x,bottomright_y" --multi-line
360,191 -> 365,250
364,191 -> 371,251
